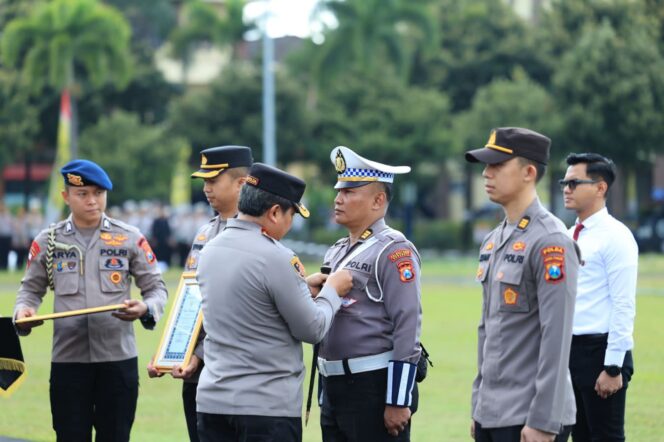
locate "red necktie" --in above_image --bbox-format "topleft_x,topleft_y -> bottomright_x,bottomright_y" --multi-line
573,223 -> 585,241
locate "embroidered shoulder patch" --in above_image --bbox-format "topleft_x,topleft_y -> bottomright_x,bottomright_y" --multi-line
290,256 -> 306,278
397,260 -> 415,283
389,249 -> 412,262
138,237 -> 156,264
27,240 -> 41,268
542,246 -> 565,283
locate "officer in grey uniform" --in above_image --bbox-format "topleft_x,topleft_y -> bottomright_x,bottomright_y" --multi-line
14,159 -> 167,442
318,146 -> 422,442
147,145 -> 253,442
465,128 -> 579,442
196,163 -> 353,442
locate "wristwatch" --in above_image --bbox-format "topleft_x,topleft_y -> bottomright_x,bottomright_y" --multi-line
604,365 -> 621,377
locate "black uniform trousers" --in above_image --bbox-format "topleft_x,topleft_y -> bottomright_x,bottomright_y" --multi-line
320,368 -> 417,442
474,422 -> 572,442
568,334 -> 634,442
197,412 -> 301,442
182,381 -> 200,442
50,357 -> 138,442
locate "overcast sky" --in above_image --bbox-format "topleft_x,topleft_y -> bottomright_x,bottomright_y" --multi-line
244,0 -> 334,40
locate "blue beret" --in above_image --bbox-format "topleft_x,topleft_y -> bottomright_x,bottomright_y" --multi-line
61,159 -> 113,190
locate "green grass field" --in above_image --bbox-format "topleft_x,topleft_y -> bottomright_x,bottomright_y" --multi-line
1,255 -> 663,441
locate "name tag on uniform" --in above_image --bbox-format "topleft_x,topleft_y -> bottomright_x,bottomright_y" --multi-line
153,272 -> 203,372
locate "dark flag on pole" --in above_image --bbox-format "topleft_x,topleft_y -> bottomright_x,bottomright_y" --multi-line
0,317 -> 26,397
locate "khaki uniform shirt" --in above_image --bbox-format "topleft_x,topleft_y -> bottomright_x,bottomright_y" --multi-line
472,199 -> 579,434
319,218 -> 422,364
15,214 -> 167,363
196,219 -> 342,417
183,215 -> 226,383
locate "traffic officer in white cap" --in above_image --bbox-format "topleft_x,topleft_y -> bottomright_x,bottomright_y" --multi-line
317,146 -> 423,441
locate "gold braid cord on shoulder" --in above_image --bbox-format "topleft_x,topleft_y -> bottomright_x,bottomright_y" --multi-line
46,229 -> 55,291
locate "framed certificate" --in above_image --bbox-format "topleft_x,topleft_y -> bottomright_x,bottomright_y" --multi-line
153,272 -> 203,373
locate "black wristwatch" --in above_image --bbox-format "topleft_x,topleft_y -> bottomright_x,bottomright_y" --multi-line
604,365 -> 621,377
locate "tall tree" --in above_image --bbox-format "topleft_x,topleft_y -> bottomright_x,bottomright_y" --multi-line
167,64 -> 311,165
79,111 -> 183,206
169,0 -> 253,84
552,20 -> 664,215
1,0 -> 133,157
310,0 -> 436,85
411,0 -> 547,111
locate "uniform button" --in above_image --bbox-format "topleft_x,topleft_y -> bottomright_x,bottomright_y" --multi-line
497,271 -> 504,280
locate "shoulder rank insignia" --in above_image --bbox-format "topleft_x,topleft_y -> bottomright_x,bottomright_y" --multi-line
397,260 -> 415,283
290,256 -> 306,278
542,246 -> 565,283
517,216 -> 530,230
360,229 -> 373,241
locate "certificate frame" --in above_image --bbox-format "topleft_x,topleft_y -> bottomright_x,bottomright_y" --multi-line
153,272 -> 204,373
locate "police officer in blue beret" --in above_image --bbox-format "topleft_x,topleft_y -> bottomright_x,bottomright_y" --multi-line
14,159 -> 168,441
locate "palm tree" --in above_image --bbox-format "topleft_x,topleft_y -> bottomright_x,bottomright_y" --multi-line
169,0 -> 254,84
1,0 -> 133,156
312,0 -> 437,85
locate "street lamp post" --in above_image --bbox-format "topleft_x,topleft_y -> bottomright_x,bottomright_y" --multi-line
262,1 -> 276,166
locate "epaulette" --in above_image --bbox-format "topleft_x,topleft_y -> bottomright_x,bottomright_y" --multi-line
332,237 -> 348,247
538,211 -> 568,235
106,217 -> 140,234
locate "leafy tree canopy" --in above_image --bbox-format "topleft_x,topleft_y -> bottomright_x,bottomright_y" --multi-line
79,110 -> 184,205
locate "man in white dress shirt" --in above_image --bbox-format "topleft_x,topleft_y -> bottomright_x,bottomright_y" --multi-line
561,153 -> 638,442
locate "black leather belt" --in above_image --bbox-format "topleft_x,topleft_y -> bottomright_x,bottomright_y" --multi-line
572,333 -> 608,344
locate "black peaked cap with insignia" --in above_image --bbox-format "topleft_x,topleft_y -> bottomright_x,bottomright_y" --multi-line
191,145 -> 253,179
465,127 -> 551,165
245,163 -> 310,218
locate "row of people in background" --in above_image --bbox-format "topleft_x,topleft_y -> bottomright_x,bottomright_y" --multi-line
0,203 -> 46,270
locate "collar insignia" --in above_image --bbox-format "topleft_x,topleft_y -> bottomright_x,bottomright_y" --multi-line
360,229 -> 373,240
517,216 -> 530,230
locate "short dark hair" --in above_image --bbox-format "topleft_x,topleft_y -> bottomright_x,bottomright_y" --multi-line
566,153 -> 616,192
517,157 -> 547,183
226,166 -> 249,179
380,183 -> 393,203
238,184 -> 292,216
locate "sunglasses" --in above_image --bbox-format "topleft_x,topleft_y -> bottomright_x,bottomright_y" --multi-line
558,179 -> 598,191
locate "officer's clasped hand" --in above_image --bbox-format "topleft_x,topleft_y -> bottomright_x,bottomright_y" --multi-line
306,272 -> 329,297
14,307 -> 43,330
326,269 -> 353,297
112,299 -> 148,321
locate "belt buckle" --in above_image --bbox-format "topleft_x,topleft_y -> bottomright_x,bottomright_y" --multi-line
317,358 -> 327,377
